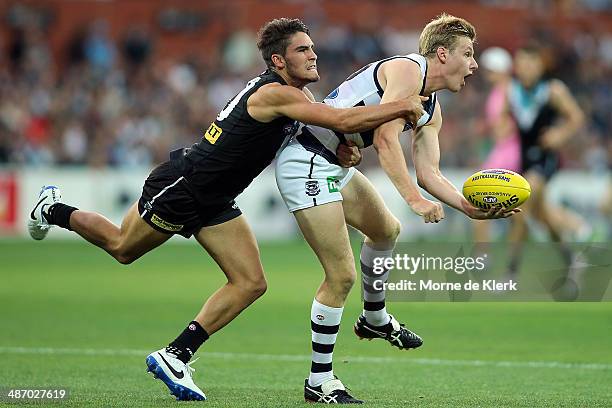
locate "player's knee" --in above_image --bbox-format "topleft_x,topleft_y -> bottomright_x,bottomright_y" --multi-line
387,218 -> 401,241
115,252 -> 137,265
109,244 -> 138,265
251,277 -> 268,298
239,275 -> 268,299
368,217 -> 401,244
326,272 -> 356,296
338,275 -> 356,296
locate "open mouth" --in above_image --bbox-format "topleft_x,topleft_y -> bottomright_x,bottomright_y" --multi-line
307,65 -> 317,71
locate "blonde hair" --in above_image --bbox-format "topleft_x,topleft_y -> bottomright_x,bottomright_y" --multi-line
419,13 -> 476,57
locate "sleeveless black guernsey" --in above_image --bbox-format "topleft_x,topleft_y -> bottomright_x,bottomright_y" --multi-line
508,78 -> 559,178
172,69 -> 298,209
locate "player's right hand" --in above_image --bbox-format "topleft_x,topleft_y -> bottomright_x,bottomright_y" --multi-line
463,202 -> 522,220
402,95 -> 428,127
408,197 -> 444,223
539,127 -> 566,150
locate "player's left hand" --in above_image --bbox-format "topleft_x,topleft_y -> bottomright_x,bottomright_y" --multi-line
337,140 -> 362,168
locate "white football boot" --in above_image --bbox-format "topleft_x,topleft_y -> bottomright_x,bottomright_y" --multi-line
146,348 -> 206,401
28,185 -> 61,240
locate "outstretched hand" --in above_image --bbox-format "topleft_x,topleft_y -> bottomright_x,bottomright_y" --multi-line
465,203 -> 522,220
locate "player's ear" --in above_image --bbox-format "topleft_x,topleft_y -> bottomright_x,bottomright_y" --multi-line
436,46 -> 448,63
271,54 -> 285,70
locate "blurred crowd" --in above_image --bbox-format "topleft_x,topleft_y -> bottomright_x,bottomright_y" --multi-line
0,2 -> 610,172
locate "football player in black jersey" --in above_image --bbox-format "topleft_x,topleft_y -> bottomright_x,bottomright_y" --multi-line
502,44 -> 587,282
27,18 -> 427,402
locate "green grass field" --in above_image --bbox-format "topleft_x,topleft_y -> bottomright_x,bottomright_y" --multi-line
1,240 -> 611,407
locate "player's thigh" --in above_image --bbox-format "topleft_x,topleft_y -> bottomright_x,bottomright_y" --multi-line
341,171 -> 400,246
194,215 -> 265,286
524,171 -> 546,211
293,202 -> 355,277
117,202 -> 171,259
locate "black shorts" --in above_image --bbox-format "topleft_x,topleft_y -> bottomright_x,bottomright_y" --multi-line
521,145 -> 559,181
137,161 -> 242,238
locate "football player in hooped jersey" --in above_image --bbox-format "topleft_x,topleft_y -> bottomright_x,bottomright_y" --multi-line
27,18 -> 427,402
275,14 -> 520,404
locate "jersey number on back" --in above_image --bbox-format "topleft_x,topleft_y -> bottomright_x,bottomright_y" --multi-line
216,77 -> 262,121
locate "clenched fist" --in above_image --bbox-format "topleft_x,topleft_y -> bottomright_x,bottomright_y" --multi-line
336,140 -> 362,168
409,198 -> 445,223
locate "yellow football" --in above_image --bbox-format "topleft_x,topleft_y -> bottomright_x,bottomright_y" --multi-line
462,169 -> 531,211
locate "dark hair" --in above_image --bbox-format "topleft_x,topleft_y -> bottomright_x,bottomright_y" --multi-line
256,18 -> 310,68
516,42 -> 553,76
516,42 -> 544,57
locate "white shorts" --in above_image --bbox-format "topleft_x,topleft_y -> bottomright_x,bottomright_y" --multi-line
275,141 -> 356,212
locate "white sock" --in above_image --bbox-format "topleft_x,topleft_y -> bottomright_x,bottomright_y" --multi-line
308,298 -> 343,387
361,242 -> 393,326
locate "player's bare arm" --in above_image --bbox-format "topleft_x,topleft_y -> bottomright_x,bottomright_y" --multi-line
413,102 -> 519,220
301,86 -> 362,167
376,58 -> 428,126
539,79 -> 585,150
247,83 -> 425,134
375,118 -> 445,223
372,59 -> 442,223
491,87 -> 515,143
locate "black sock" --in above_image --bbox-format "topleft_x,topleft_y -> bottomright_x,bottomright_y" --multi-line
166,321 -> 209,364
45,203 -> 78,231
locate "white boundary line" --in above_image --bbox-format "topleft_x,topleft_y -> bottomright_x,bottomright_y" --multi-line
0,346 -> 610,371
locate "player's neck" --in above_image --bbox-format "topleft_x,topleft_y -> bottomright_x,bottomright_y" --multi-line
423,57 -> 448,95
272,68 -> 306,90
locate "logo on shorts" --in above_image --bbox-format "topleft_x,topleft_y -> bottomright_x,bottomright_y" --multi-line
305,180 -> 320,196
150,214 -> 184,232
327,176 -> 340,193
144,201 -> 153,211
316,314 -> 325,321
188,323 -> 197,331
